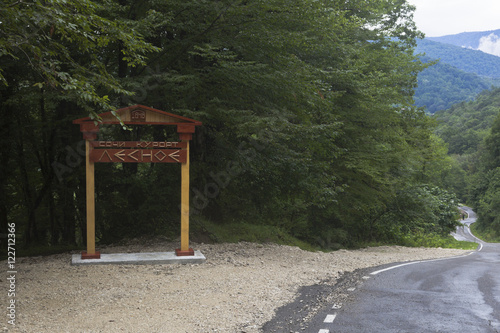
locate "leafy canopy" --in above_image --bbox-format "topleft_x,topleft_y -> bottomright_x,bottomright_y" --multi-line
0,0 -> 158,116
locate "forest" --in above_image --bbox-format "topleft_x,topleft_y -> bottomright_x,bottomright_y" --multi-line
1,0 -> 471,254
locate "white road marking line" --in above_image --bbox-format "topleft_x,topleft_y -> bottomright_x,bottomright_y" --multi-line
370,261 -> 420,275
347,287 -> 356,291
318,329 -> 329,333
464,226 -> 484,249
370,252 -> 476,275
362,276 -> 370,280
324,314 -> 337,323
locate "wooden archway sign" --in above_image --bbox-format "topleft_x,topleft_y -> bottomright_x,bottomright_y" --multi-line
73,105 -> 202,259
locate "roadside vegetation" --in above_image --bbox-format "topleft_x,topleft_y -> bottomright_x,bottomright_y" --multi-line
434,88 -> 500,244
471,223 -> 500,243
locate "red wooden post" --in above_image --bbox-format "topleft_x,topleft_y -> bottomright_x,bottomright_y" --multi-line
73,106 -> 201,259
80,123 -> 100,259
176,125 -> 196,256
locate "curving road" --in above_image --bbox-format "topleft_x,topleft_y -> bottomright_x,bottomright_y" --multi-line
310,206 -> 500,333
451,206 -> 483,245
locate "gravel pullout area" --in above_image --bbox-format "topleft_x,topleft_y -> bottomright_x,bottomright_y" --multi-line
1,239 -> 469,332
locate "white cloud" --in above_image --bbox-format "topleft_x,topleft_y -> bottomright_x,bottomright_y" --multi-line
478,33 -> 500,57
408,0 -> 500,37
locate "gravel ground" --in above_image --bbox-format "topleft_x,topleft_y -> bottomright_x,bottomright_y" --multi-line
1,239 -> 469,333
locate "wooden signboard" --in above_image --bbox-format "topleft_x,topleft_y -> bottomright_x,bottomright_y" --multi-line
73,105 -> 201,259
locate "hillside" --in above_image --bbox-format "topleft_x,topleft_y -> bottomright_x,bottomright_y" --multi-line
415,57 -> 495,113
415,39 -> 500,78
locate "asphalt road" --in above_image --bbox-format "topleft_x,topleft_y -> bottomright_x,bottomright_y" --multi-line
309,206 -> 500,333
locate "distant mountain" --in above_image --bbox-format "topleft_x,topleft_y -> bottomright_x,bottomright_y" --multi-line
414,37 -> 500,113
415,58 -> 496,113
415,39 -> 500,78
427,29 -> 500,57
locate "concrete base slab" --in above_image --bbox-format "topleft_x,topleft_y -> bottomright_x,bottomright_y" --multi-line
71,251 -> 206,266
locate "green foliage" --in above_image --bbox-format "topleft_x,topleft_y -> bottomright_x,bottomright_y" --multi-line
434,88 -> 500,240
474,167 -> 500,238
193,217 -> 317,251
483,113 -> 500,169
2,0 -> 464,253
396,232 -> 477,250
471,222 -> 500,243
365,184 -> 460,243
0,0 -> 157,116
434,88 -> 500,155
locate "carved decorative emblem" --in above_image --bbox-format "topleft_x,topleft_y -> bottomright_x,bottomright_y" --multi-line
131,110 -> 146,122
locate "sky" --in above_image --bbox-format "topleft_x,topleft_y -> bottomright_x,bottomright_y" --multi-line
407,0 -> 500,37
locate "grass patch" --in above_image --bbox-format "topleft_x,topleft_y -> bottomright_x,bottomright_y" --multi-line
192,218 -> 318,251
471,223 -> 500,243
192,219 -> 478,252
397,233 -> 478,250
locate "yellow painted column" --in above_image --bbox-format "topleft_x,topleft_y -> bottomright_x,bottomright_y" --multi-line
180,140 -> 190,252
85,140 -> 96,256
